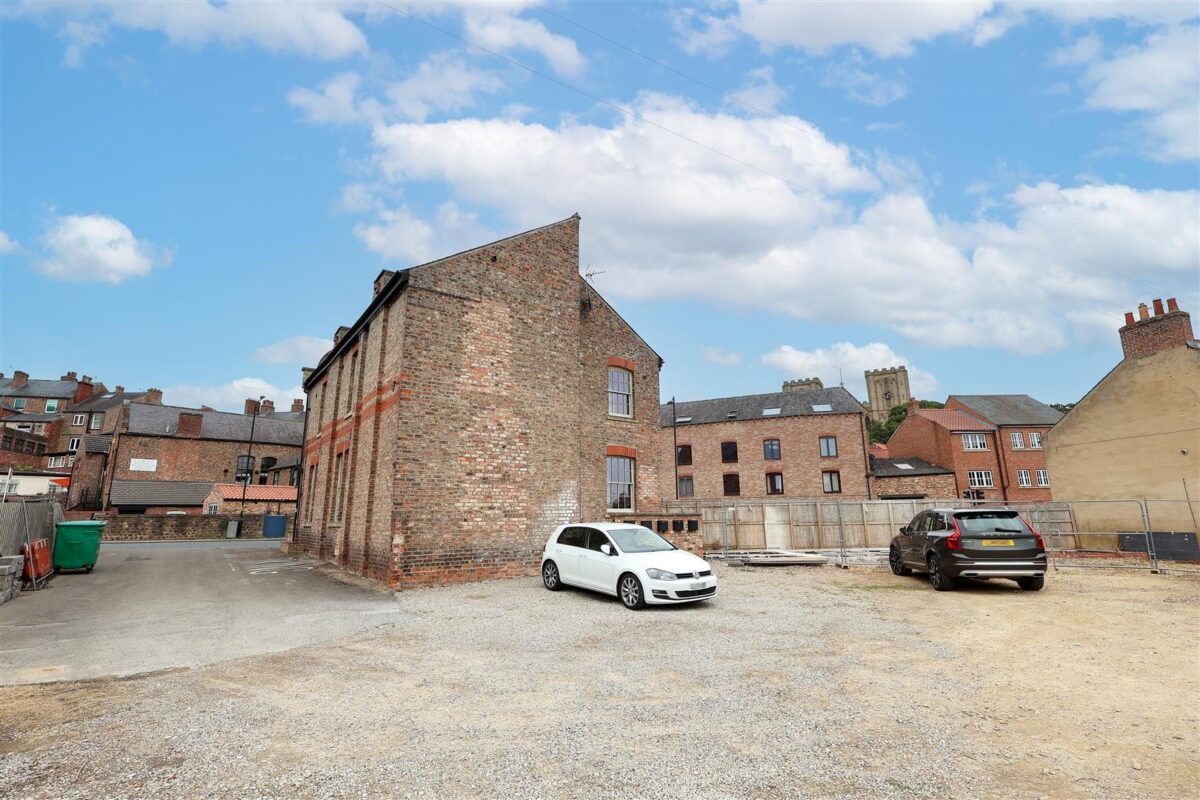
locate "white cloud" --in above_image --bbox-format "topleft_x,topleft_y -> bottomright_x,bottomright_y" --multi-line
679,1 -> 994,58
0,231 -> 19,255
462,3 -> 585,76
359,94 -> 1198,353
354,200 -> 492,264
822,55 -> 909,106
1079,25 -> 1199,161
59,19 -> 107,67
163,377 -> 305,414
36,213 -> 171,284
1050,33 -> 1103,67
761,342 -> 939,398
254,335 -> 332,365
703,347 -> 744,366
677,1 -> 1198,60
728,66 -> 786,114
289,55 -> 504,126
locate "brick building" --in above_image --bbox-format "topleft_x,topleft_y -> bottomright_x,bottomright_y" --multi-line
49,387 -> 159,466
202,483 -> 297,515
1047,299 -> 1198,503
660,385 -> 872,501
869,456 -> 957,499
293,216 -> 663,588
93,401 -> 303,513
0,428 -> 51,470
0,370 -> 102,416
886,394 -> 1061,501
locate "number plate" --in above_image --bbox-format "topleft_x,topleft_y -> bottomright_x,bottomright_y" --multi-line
981,539 -> 1015,547
691,582 -> 703,590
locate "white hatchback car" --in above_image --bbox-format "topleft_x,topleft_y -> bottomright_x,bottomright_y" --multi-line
541,523 -> 717,610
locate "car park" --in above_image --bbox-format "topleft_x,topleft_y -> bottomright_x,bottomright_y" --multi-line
889,508 -> 1047,592
541,523 -> 717,609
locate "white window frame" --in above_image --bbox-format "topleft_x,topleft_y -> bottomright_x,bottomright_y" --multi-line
44,399 -> 58,413
73,414 -> 86,426
607,367 -> 633,418
1010,431 -> 1024,449
68,455 -> 76,467
206,503 -> 220,515
968,470 -> 995,488
606,455 -> 635,512
1029,432 -> 1043,449
90,414 -> 102,429
12,399 -> 25,411
1036,469 -> 1050,487
962,433 -> 988,451
47,456 -> 66,468
68,437 -> 81,452
1017,469 -> 1032,488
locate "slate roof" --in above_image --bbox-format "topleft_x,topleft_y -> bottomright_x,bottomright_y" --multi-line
263,411 -> 305,422
211,483 -> 297,502
0,412 -> 60,423
126,404 -> 303,446
0,377 -> 76,399
70,391 -> 149,413
109,479 -> 214,507
912,408 -> 995,432
661,386 -> 864,427
948,394 -> 1063,426
871,456 -> 953,477
83,434 -> 112,455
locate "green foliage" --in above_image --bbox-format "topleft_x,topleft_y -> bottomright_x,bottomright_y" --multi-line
1051,402 -> 1076,415
868,400 -> 944,444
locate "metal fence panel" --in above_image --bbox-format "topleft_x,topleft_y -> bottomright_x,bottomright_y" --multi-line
0,499 -> 63,557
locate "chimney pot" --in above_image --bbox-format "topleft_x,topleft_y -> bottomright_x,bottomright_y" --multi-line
1153,299 -> 1165,316
291,398 -> 305,413
260,399 -> 275,415
1124,311 -> 1135,326
1120,301 -> 1194,360
1167,298 -> 1179,313
1138,303 -> 1150,320
244,398 -> 261,416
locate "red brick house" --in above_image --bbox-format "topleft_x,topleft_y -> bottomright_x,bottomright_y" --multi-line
293,216 -> 664,588
203,483 -> 297,515
660,385 -> 872,501
886,395 -> 1061,501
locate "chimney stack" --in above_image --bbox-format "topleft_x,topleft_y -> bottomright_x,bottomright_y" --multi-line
373,269 -> 395,298
291,398 -> 305,413
333,325 -> 351,345
140,388 -> 163,405
907,397 -> 920,414
1119,298 -> 1193,360
176,412 -> 203,437
244,398 -> 261,416
115,386 -> 124,394
11,371 -> 28,389
61,371 -> 78,381
74,375 -> 95,404
260,399 -> 275,415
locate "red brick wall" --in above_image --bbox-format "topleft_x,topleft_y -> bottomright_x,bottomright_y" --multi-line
0,429 -> 49,469
96,512 -> 288,540
872,472 -> 958,499
886,416 -> 1010,501
66,451 -> 106,508
295,217 -> 663,589
661,412 -> 870,500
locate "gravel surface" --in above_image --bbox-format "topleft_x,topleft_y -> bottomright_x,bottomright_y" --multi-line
1,565 -> 1197,799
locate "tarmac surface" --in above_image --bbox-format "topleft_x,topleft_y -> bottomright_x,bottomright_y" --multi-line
0,540 -> 402,685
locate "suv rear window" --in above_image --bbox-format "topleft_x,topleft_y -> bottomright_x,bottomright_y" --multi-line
954,512 -> 1030,534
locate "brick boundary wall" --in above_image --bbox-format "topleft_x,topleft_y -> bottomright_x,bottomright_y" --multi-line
95,513 -> 294,541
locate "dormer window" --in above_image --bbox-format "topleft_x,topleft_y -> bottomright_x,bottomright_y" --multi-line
676,415 -> 693,423
762,407 -> 782,416
726,411 -> 738,418
811,404 -> 832,412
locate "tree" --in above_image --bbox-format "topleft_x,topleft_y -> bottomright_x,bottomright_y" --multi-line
1051,402 -> 1076,415
868,400 -> 944,444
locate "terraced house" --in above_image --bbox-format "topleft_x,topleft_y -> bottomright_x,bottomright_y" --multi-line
293,216 -> 663,588
660,384 -> 872,501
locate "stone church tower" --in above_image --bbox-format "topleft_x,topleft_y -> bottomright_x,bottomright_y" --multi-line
864,366 -> 910,423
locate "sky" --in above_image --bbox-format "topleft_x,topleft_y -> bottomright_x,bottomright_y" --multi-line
1,1 -> 1197,412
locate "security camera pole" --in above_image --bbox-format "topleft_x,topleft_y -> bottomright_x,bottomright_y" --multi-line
237,395 -> 265,537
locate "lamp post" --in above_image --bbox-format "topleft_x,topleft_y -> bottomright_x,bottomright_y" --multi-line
236,395 -> 265,537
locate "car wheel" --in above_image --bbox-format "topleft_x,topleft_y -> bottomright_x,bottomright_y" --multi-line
618,573 -> 646,610
542,561 -> 562,591
927,553 -> 955,592
1017,575 -> 1044,592
889,546 -> 912,576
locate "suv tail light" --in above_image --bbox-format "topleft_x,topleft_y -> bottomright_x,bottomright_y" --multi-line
946,518 -> 963,550
1022,516 -> 1046,551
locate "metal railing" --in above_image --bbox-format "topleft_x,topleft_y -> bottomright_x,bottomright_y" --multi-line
669,497 -> 1200,574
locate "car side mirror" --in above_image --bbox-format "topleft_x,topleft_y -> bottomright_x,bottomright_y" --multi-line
899,526 -> 908,535
600,543 -> 613,556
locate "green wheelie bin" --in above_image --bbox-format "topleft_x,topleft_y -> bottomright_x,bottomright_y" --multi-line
53,520 -> 105,573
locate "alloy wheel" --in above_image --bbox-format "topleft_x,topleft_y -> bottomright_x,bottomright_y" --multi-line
620,576 -> 640,607
542,562 -> 558,590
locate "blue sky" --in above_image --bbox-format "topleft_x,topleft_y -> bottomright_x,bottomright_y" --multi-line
1,1 -> 1197,411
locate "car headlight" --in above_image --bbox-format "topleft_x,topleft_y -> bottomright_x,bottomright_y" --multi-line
645,568 -> 676,581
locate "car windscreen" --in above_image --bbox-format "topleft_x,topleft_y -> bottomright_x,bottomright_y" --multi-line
954,512 -> 1030,534
608,527 -> 676,553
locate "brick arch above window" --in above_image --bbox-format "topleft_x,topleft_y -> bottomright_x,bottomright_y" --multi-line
606,356 -> 636,372
606,445 -> 638,459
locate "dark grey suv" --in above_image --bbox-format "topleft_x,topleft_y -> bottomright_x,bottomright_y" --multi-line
890,508 -> 1047,591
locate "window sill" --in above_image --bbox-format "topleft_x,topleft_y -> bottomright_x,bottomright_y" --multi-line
607,509 -> 637,515
607,415 -> 635,423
